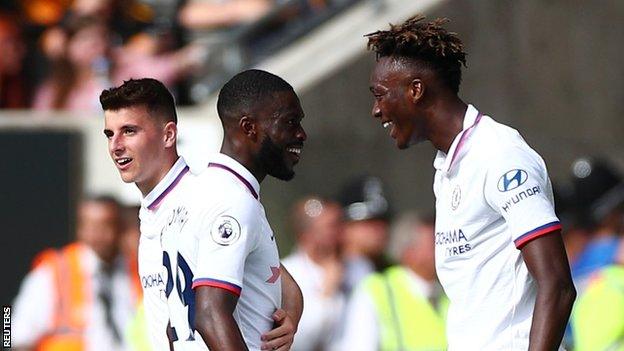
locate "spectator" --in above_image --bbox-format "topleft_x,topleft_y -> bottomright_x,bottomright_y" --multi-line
554,183 -> 592,266
0,12 -> 28,108
32,17 -> 112,111
179,0 -> 273,31
569,157 -> 624,292
338,175 -> 393,296
282,196 -> 345,351
112,31 -> 207,89
12,195 -> 141,351
571,262 -> 624,351
341,212 -> 446,350
33,16 -> 206,112
119,205 -> 151,351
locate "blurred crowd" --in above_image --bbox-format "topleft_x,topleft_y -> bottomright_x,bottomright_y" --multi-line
10,155 -> 624,351
0,0 -> 341,111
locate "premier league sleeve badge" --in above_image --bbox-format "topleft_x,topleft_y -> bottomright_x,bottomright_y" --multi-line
211,215 -> 242,246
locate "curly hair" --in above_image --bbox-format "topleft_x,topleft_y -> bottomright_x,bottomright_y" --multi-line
366,15 -> 467,94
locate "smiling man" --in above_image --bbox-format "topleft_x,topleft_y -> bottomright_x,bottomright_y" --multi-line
366,16 -> 575,350
100,75 -> 304,351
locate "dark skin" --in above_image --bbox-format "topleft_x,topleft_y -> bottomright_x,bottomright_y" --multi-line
522,231 -> 576,351
195,90 -> 306,351
370,56 -> 575,350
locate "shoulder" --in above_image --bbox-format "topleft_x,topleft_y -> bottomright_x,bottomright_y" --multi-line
187,170 -> 257,210
477,123 -> 546,174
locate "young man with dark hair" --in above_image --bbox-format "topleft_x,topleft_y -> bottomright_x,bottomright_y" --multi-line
101,76 -> 303,351
366,16 -> 576,350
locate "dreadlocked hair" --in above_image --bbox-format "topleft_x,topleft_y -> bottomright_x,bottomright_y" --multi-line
366,15 -> 467,94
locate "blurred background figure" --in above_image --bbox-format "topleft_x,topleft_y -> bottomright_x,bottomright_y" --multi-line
0,12 -> 28,108
119,204 -> 152,351
11,195 -> 141,351
33,17 -> 112,111
554,183 -> 592,268
571,262 -> 624,351
179,0 -> 273,31
568,157 -> 624,293
340,212 -> 445,351
338,175 -> 392,297
33,15 -> 206,112
282,196 -> 345,351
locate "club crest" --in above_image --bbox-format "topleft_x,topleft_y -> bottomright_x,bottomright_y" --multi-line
451,185 -> 461,211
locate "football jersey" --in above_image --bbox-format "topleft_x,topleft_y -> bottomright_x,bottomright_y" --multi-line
139,157 -> 192,351
433,105 -> 562,350
155,153 -> 282,351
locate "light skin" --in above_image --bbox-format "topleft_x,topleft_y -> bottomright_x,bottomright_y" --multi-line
195,89 -> 306,351
295,200 -> 344,296
76,199 -> 121,264
370,55 -> 576,350
103,101 -> 302,350
104,105 -> 178,197
402,222 -> 437,282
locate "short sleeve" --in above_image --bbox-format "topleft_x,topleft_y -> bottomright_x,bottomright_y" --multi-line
484,148 -> 561,249
191,194 -> 259,296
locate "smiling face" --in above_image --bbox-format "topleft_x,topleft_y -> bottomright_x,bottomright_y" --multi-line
103,105 -> 176,195
370,57 -> 427,149
254,90 -> 307,181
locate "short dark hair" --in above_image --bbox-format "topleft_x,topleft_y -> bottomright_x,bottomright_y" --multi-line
99,78 -> 177,123
366,16 -> 467,94
217,69 -> 294,121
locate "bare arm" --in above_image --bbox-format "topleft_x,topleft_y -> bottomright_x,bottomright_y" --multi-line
280,264 -> 304,325
194,286 -> 248,351
261,264 -> 303,351
522,230 -> 576,351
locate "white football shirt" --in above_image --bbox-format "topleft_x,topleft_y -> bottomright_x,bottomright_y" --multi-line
433,104 -> 562,350
151,153 -> 282,351
139,157 -> 192,351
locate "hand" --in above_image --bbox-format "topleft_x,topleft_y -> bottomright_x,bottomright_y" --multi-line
260,309 -> 296,351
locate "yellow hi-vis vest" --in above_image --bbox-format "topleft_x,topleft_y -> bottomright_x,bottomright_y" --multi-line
572,264 -> 624,351
363,266 -> 447,351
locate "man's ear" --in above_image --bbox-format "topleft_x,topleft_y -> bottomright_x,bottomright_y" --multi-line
163,121 -> 177,148
240,116 -> 257,141
409,78 -> 425,103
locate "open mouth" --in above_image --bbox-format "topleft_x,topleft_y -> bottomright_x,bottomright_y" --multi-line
382,120 -> 396,138
286,146 -> 302,162
115,157 -> 133,169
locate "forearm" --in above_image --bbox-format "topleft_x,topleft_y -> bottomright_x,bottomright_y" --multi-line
196,310 -> 248,351
280,264 -> 303,325
528,279 -> 576,350
195,288 -> 248,351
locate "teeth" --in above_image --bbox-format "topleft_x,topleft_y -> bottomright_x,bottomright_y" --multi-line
117,158 -> 132,165
287,148 -> 301,154
383,121 -> 393,129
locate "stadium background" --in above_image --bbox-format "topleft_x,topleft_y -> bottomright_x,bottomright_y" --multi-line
1,0 -> 623,339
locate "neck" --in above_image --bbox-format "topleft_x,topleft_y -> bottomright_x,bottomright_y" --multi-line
221,137 -> 266,183
426,95 -> 468,153
137,152 -> 179,197
301,243 -> 336,265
